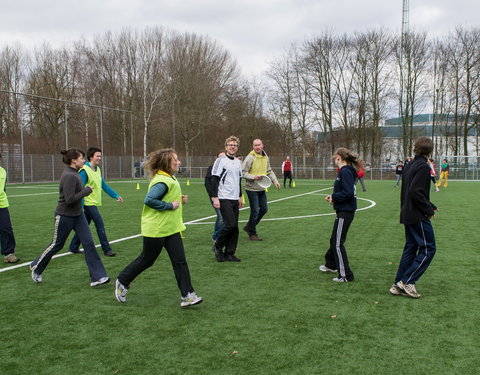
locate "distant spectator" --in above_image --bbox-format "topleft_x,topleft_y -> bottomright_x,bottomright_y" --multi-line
282,156 -> 293,188
394,160 -> 404,188
436,159 -> 449,189
428,158 -> 439,192
355,166 -> 366,192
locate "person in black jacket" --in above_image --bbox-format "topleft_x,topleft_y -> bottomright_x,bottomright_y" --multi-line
390,137 -> 437,299
319,147 -> 363,282
204,151 -> 225,248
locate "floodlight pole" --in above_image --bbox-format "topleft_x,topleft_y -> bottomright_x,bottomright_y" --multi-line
64,102 -> 68,149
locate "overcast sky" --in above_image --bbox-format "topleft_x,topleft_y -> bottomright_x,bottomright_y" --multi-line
1,0 -> 478,78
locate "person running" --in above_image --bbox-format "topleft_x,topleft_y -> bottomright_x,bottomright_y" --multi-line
436,158 -> 449,189
282,156 -> 293,188
30,148 -> 110,287
114,149 -> 202,307
68,147 -> 122,256
211,136 -> 243,262
319,148 -> 363,283
242,139 -> 280,241
394,160 -> 404,188
205,151 -> 225,250
0,153 -> 19,264
390,137 -> 438,299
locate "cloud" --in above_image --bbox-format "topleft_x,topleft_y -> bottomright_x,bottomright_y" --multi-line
0,0 -> 478,76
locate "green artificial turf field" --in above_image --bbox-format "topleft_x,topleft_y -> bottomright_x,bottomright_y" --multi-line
0,178 -> 478,374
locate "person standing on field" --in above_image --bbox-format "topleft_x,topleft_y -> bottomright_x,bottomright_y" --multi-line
428,158 -> 439,192
242,139 -> 280,241
205,151 -> 225,249
282,156 -> 293,188
394,160 -> 404,188
0,153 -> 19,264
30,148 -> 110,287
436,159 -> 449,189
211,136 -> 243,262
68,147 -> 122,257
319,148 -> 362,283
390,137 -> 438,299
355,166 -> 367,192
115,149 -> 202,307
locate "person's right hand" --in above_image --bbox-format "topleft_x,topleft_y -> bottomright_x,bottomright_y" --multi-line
171,201 -> 180,209
212,197 -> 220,209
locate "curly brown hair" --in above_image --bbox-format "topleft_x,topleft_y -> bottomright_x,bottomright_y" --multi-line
144,148 -> 177,177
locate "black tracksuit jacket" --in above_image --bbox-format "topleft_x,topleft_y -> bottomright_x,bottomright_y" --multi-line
400,155 -> 437,225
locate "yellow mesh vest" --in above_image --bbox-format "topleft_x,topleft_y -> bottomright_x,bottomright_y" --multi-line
82,164 -> 102,206
141,172 -> 186,238
0,167 -> 9,208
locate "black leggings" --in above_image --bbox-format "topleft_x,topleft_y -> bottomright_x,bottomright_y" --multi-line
118,233 -> 194,297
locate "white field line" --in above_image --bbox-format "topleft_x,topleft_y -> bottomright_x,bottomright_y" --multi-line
0,188 -> 375,273
13,186 -> 58,189
9,192 -> 58,198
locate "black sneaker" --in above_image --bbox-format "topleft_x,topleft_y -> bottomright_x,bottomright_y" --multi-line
224,254 -> 241,262
214,248 -> 224,262
104,250 -> 117,257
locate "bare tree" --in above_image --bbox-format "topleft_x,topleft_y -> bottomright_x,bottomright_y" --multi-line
396,31 -> 430,156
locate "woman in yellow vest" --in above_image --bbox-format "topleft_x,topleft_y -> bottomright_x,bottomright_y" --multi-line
114,149 -> 202,307
68,147 -> 123,256
0,153 -> 19,263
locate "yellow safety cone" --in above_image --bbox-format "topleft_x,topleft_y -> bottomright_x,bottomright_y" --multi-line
186,180 -> 190,186
136,183 -> 140,190
292,180 -> 296,187
265,187 -> 269,192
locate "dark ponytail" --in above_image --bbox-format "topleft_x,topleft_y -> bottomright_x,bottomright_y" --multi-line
60,148 -> 85,165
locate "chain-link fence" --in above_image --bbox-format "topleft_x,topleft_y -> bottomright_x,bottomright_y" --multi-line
3,153 -> 480,184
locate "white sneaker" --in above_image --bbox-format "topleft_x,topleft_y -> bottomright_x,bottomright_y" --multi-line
332,277 -> 349,282
180,292 -> 203,307
115,279 -> 128,303
31,270 -> 43,283
90,277 -> 110,287
319,265 -> 337,273
396,281 -> 421,298
389,283 -> 407,296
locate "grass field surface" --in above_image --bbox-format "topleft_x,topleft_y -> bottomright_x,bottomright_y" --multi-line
0,178 -> 478,374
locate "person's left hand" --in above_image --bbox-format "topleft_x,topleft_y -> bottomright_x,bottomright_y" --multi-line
117,197 -> 124,203
182,195 -> 188,204
274,181 -> 281,189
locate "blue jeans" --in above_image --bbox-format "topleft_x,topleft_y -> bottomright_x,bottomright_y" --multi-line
31,214 -> 108,282
212,207 -> 224,241
245,190 -> 268,235
395,219 -> 436,284
69,205 -> 112,254
0,207 -> 16,256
